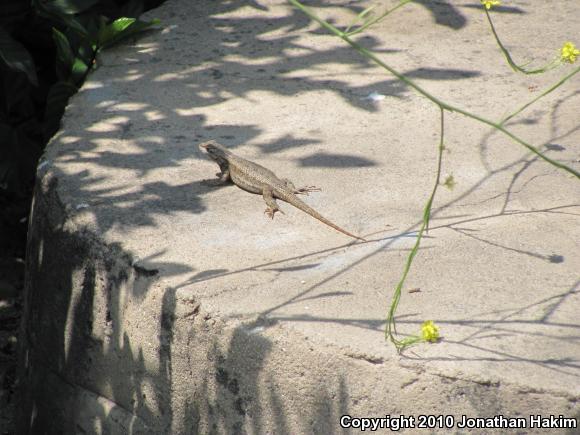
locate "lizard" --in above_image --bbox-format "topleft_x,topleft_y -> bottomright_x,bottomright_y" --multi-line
199,140 -> 366,241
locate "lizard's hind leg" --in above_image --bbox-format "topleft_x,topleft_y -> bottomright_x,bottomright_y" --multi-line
262,187 -> 284,219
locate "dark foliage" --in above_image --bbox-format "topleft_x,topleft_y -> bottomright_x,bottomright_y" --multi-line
0,0 -> 161,210
0,1 -> 162,431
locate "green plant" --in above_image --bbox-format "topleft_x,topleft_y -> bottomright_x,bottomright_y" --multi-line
0,0 -> 159,198
288,0 -> 579,351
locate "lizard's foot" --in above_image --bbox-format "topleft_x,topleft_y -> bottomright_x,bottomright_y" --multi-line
264,207 -> 284,219
294,185 -> 321,196
216,172 -> 231,183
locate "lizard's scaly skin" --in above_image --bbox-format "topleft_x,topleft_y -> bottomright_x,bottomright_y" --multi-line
200,140 -> 366,241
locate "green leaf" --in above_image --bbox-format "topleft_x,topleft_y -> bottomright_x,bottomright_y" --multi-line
358,4 -> 377,20
52,28 -> 75,71
97,17 -> 160,49
42,0 -> 100,14
345,5 -> 377,34
0,27 -> 38,86
77,43 -> 95,66
71,57 -> 89,84
33,0 -> 89,37
97,17 -> 135,48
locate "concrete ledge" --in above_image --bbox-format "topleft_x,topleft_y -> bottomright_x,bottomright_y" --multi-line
17,0 -> 580,433
17,175 -> 580,433
16,177 -> 580,432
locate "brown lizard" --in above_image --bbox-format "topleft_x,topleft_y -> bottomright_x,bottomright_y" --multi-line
199,140 -> 366,241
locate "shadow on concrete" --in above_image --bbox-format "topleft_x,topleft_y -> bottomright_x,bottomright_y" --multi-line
27,0 -> 540,255
393,279 -> 580,380
299,152 -> 375,168
18,176 -> 358,433
462,3 -> 526,14
17,177 -> 170,432
21,0 -> 493,241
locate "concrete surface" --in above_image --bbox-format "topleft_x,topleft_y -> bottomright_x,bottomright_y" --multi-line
17,0 -> 580,433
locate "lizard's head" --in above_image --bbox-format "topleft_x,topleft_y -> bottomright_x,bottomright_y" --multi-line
199,140 -> 229,161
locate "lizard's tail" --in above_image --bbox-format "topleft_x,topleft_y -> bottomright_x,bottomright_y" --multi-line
282,194 -> 367,242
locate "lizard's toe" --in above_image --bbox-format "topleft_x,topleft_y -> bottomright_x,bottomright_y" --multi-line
264,207 -> 283,219
295,185 -> 322,195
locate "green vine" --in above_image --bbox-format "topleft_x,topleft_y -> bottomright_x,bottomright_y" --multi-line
288,0 -> 579,351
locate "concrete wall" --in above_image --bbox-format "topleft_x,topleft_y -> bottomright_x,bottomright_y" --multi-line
16,175 -> 579,434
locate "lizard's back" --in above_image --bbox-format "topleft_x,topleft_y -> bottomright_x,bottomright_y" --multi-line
227,153 -> 287,194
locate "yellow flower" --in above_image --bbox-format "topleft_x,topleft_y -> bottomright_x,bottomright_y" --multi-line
421,320 -> 440,342
561,42 -> 579,64
481,0 -> 501,9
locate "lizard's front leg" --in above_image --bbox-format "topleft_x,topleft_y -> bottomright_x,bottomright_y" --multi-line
263,187 -> 284,219
216,161 -> 231,183
281,178 -> 321,196
204,165 -> 231,187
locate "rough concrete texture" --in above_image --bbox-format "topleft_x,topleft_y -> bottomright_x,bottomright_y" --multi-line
17,0 -> 580,433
